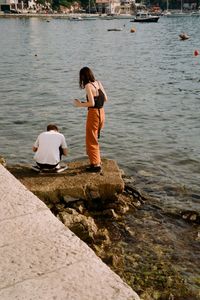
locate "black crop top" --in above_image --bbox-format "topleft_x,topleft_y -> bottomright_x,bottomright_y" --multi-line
88,82 -> 106,109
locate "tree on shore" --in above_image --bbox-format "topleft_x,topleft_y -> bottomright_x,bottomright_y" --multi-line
144,0 -> 199,10
52,0 -> 72,10
33,0 -> 200,11
35,0 -> 78,10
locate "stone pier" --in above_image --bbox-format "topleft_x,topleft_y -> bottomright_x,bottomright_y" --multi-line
0,161 -> 140,300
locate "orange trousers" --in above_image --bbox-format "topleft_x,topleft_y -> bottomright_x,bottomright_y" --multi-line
86,108 -> 105,165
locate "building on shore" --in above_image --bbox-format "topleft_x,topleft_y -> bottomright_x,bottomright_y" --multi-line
0,0 -> 34,12
0,0 -> 18,12
95,0 -> 136,14
0,0 -> 53,12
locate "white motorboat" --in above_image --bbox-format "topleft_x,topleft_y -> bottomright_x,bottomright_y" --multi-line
191,10 -> 200,16
130,12 -> 159,23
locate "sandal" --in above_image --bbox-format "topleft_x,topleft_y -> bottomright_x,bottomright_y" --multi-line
86,165 -> 101,173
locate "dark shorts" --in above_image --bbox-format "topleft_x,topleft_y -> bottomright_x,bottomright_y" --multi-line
36,147 -> 64,169
36,162 -> 58,170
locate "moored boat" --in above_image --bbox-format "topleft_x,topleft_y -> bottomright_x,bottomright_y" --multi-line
107,28 -> 123,31
164,11 -> 192,17
130,11 -> 159,23
191,10 -> 200,16
69,16 -> 83,21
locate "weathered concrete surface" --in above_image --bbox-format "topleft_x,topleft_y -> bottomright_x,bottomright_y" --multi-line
7,159 -> 124,203
0,163 -> 140,300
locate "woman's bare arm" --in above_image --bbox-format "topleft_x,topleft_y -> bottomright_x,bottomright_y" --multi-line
32,146 -> 38,152
74,83 -> 95,108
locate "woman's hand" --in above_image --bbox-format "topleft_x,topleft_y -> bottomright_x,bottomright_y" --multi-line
74,99 -> 82,107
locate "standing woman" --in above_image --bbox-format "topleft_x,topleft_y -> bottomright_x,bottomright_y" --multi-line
74,67 -> 108,172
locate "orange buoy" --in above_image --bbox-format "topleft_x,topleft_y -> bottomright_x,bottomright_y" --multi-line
130,27 -> 136,33
194,50 -> 199,57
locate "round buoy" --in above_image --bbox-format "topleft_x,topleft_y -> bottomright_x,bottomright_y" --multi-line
194,50 -> 199,57
130,27 -> 136,33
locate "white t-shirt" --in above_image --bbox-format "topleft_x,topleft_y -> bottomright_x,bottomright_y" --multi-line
33,130 -> 67,165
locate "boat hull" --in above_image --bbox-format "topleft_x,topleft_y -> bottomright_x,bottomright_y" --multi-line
131,16 -> 159,22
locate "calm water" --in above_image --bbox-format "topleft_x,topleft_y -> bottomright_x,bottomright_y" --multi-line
0,16 -> 200,212
0,16 -> 200,297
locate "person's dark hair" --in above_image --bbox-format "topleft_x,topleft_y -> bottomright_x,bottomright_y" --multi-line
79,67 -> 96,89
47,124 -> 58,131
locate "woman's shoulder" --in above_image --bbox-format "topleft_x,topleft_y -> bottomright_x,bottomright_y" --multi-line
93,80 -> 102,88
86,81 -> 98,88
86,81 -> 103,91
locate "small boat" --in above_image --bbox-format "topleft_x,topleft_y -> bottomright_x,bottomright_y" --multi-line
165,11 -> 192,17
131,12 -> 159,23
191,10 -> 200,16
69,16 -> 83,21
99,15 -> 115,20
82,16 -> 98,20
162,10 -> 172,16
107,28 -> 123,31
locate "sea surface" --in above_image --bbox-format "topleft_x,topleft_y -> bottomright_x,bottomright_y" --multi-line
0,15 -> 200,297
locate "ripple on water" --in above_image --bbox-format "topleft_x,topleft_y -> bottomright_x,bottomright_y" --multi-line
0,17 -> 200,299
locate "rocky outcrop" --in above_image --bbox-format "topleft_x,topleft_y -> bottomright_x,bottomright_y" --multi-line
7,158 -> 144,267
0,156 -> 6,167
8,159 -> 124,204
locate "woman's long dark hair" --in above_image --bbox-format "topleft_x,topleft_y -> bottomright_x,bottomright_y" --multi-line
79,67 -> 96,89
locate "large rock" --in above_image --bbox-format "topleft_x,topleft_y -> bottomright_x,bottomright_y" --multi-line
0,155 -> 6,167
59,208 -> 99,243
7,159 -> 124,203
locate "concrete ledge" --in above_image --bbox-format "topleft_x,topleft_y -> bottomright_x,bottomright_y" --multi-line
7,159 -> 124,203
0,164 -> 140,300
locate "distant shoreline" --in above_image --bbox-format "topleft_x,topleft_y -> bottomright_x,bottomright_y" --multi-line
0,13 -> 86,19
0,12 -> 135,19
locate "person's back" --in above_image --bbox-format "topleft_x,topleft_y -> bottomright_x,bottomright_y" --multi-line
32,124 -> 68,170
34,130 -> 65,165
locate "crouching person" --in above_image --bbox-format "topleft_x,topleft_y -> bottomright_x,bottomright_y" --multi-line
32,124 -> 68,172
